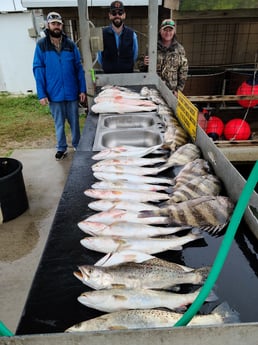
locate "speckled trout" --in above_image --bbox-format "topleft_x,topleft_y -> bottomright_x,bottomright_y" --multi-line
74,257 -> 210,290
65,302 -> 240,332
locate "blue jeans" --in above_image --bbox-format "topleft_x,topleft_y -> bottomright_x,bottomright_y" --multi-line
49,101 -> 80,152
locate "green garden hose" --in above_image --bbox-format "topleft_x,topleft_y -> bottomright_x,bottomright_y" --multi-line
174,160 -> 258,327
0,320 -> 13,337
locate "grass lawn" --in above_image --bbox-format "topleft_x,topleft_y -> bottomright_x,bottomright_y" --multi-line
0,93 -> 87,157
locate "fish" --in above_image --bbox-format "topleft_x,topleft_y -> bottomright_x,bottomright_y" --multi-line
171,158 -> 211,186
88,200 -> 160,212
93,172 -> 173,185
74,257 -> 210,290
163,125 -> 189,151
91,181 -> 169,192
92,144 -> 200,175
78,220 -> 190,238
140,86 -> 166,105
77,287 -> 217,313
92,144 -> 163,160
92,156 -> 167,168
84,189 -> 170,203
94,95 -> 156,107
139,196 -> 235,235
95,250 -> 156,267
91,102 -> 157,114
83,208 -> 168,225
80,231 -> 203,254
98,86 -> 144,99
165,174 -> 222,203
65,302 -> 240,332
165,143 -> 201,167
92,164 -> 164,176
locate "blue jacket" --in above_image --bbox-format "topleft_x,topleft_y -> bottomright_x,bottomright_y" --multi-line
33,30 -> 86,102
100,25 -> 137,73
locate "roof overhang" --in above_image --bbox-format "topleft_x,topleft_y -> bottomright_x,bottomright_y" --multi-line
22,0 -> 162,8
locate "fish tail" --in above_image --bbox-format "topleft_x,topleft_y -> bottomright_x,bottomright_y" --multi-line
194,266 -> 211,284
212,302 -> 240,324
205,289 -> 218,303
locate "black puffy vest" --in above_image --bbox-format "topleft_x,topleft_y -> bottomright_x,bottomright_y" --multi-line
101,26 -> 134,73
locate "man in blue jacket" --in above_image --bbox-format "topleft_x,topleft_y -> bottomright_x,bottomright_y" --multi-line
98,1 -> 138,73
33,12 -> 87,160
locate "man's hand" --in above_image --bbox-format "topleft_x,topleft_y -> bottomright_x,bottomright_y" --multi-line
39,97 -> 49,106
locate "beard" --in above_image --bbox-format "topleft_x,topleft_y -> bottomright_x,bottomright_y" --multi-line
49,28 -> 62,38
112,18 -> 123,28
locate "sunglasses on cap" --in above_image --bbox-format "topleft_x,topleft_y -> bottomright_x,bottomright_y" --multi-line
111,9 -> 124,16
161,20 -> 175,28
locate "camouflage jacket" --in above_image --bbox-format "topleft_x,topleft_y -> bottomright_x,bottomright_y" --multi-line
138,37 -> 188,92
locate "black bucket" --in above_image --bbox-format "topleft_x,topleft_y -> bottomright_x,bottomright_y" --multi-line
0,158 -> 29,222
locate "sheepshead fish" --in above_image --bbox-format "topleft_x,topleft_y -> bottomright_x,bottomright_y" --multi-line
78,220 -> 190,237
84,189 -> 170,203
74,257 -> 210,290
84,208 -> 168,225
139,196 -> 235,235
91,102 -> 157,114
65,302 -> 240,332
77,287 -> 217,313
93,172 -> 173,185
80,231 -> 203,254
92,156 -> 167,168
91,181 -> 169,192
92,144 -> 163,160
88,200 -> 160,212
163,125 -> 189,152
171,158 -> 211,186
166,143 -> 200,167
165,174 -> 222,203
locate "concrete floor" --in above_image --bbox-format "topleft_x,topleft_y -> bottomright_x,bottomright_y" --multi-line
0,148 -> 74,334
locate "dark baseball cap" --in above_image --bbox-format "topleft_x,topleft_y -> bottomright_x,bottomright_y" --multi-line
110,1 -> 124,11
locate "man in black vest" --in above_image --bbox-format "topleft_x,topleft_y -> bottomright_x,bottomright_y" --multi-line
97,1 -> 138,73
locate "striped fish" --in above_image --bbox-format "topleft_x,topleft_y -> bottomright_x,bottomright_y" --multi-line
172,158 -> 211,186
139,195 -> 235,235
165,174 -> 222,203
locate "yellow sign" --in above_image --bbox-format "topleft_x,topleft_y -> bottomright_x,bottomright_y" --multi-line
177,91 -> 198,141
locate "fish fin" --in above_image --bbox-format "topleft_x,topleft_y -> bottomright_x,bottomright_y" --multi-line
170,245 -> 183,251
205,289 -> 218,303
212,302 -> 240,324
109,325 -> 129,330
200,223 -> 227,237
94,252 -> 112,266
111,284 -> 127,289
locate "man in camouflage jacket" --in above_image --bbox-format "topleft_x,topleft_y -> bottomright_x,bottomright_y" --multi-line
138,19 -> 188,95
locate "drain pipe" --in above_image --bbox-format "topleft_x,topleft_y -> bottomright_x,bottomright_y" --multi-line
174,160 -> 258,327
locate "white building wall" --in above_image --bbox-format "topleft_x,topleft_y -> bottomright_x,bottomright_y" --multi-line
0,11 -> 36,93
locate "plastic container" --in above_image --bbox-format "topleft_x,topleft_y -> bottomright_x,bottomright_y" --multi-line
0,158 -> 29,222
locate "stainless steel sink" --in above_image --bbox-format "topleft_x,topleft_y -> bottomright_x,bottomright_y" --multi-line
93,112 -> 164,151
